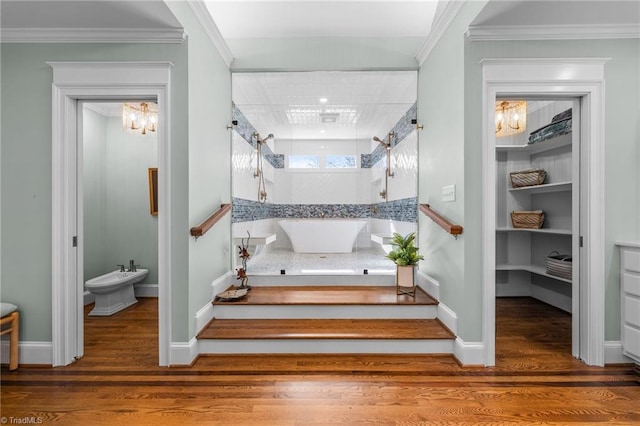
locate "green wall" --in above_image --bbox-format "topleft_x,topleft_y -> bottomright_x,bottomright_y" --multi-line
0,42 -> 189,343
83,111 -> 159,286
417,1 -> 488,342
229,37 -> 421,71
463,38 -> 640,341
165,2 -> 233,338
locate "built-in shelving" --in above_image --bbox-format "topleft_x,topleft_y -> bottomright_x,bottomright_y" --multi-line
496,227 -> 571,235
509,181 -> 572,195
496,132 -> 571,154
495,101 -> 576,313
496,264 -> 572,284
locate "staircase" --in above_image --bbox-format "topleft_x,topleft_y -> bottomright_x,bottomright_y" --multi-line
197,282 -> 455,355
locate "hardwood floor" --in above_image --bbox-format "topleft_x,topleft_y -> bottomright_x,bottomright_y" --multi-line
1,297 -> 639,425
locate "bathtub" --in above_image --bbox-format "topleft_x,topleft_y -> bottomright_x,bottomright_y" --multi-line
279,219 -> 367,253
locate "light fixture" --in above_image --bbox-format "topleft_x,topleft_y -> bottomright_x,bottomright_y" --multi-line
319,97 -> 328,103
123,102 -> 158,135
495,100 -> 526,137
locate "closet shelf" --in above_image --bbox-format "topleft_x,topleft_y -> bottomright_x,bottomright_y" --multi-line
496,132 -> 571,154
496,227 -> 572,235
509,181 -> 572,194
496,264 -> 572,284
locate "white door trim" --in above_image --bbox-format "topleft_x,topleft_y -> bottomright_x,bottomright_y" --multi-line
49,61 -> 173,366
481,58 -> 608,366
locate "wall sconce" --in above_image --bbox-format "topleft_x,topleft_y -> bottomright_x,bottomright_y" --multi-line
495,100 -> 526,137
122,102 -> 157,135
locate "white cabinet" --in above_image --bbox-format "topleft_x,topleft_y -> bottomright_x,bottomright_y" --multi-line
617,242 -> 640,364
495,101 -> 576,313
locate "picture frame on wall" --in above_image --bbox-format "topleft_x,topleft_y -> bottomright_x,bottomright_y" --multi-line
148,167 -> 158,216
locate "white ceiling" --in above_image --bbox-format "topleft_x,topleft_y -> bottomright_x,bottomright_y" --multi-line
204,1 -> 440,39
233,71 -> 417,141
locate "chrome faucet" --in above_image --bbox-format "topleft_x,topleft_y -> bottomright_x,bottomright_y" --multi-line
128,259 -> 137,272
117,264 -> 126,272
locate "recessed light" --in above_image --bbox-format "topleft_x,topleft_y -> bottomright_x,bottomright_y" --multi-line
319,97 -> 328,103
320,130 -> 326,134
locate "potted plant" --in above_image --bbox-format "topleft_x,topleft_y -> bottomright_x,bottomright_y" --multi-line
386,232 -> 424,297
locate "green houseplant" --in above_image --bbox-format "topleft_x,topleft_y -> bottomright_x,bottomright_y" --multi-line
386,232 -> 424,296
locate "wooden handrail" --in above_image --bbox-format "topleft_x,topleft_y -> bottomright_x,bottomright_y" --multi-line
190,204 -> 231,239
419,204 -> 463,237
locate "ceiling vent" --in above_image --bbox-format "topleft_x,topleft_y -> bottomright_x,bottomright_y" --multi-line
320,113 -> 339,123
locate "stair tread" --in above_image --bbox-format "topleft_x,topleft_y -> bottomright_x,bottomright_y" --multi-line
198,318 -> 454,340
213,285 -> 437,306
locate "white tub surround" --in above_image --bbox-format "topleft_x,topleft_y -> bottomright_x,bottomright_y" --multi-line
279,219 -> 367,253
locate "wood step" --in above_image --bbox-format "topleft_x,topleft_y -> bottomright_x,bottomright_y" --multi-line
198,318 -> 454,340
213,285 -> 437,306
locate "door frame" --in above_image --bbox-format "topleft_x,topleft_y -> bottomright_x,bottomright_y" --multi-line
50,61 -> 173,366
481,58 -> 608,366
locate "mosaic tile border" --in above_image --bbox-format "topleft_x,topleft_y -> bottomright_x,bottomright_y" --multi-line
232,197 -> 417,223
233,104 -> 284,169
362,102 -> 417,169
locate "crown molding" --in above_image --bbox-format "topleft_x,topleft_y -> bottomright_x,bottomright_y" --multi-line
186,0 -> 234,67
466,23 -> 640,41
0,28 -> 186,44
415,0 -> 466,66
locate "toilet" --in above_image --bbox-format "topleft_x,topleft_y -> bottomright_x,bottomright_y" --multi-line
85,269 -> 149,316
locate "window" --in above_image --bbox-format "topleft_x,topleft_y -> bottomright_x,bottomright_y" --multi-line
326,155 -> 357,168
288,155 -> 320,168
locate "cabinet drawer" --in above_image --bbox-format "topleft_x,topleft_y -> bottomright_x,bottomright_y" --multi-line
622,248 -> 640,273
622,272 -> 640,297
624,296 -> 640,328
622,325 -> 640,361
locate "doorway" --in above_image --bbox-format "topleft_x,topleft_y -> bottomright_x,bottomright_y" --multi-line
50,61 -> 172,367
494,97 -> 580,361
79,101 -> 159,358
481,58 -> 607,367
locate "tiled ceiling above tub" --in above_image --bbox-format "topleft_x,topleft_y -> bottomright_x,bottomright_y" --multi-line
232,71 -> 417,141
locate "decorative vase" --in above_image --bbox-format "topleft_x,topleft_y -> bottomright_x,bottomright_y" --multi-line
396,265 -> 416,297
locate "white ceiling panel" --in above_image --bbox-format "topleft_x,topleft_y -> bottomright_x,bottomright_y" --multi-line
233,71 -> 417,141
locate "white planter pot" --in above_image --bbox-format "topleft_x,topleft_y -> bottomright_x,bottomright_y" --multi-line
396,265 -> 416,297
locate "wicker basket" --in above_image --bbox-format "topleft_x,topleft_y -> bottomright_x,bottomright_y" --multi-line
510,169 -> 547,188
511,210 -> 545,229
545,251 -> 572,280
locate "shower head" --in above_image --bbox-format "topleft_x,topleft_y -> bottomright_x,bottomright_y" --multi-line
264,133 -> 274,141
373,136 -> 389,148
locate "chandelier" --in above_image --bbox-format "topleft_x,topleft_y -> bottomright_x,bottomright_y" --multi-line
495,100 -> 526,137
122,102 -> 158,135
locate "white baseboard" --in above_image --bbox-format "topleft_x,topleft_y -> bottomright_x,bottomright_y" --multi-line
135,283 -> 159,298
454,338 -> 485,366
436,301 -> 457,335
531,285 -> 572,313
211,270 -> 235,298
195,299 -> 215,334
0,341 -> 52,366
417,270 -> 439,300
604,341 -> 636,364
170,337 -> 198,366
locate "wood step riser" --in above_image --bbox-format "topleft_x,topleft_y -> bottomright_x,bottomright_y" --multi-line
213,305 -> 437,319
198,339 -> 455,355
242,274 -> 395,286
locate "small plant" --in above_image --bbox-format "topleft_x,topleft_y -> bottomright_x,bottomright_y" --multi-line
386,232 -> 424,266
